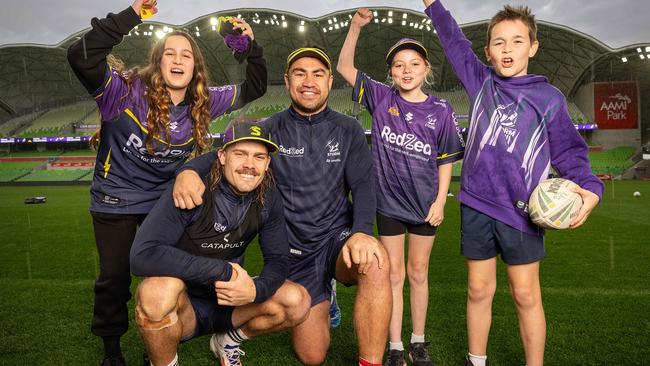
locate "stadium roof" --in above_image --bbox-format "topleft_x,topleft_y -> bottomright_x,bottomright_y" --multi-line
0,7 -> 648,119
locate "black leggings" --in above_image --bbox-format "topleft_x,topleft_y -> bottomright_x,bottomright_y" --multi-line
90,211 -> 146,337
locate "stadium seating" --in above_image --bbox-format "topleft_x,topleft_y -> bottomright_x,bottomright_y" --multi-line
18,101 -> 96,137
588,146 -> 636,175
16,169 -> 91,182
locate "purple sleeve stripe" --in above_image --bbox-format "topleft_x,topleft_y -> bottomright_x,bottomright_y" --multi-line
93,72 -> 113,99
230,84 -> 238,107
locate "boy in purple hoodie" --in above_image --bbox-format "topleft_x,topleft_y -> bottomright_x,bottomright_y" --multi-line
423,1 -> 603,365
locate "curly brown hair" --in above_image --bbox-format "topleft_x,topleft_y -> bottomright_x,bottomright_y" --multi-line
91,31 -> 212,156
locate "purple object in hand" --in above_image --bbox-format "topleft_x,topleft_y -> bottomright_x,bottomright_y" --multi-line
224,34 -> 250,54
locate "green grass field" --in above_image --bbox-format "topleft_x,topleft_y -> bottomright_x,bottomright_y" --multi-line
0,181 -> 648,365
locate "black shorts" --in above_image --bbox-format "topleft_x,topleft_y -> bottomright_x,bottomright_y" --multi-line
460,204 -> 545,265
182,285 -> 234,341
377,212 -> 437,237
287,227 -> 349,306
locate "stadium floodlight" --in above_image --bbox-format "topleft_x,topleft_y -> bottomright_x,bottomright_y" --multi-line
388,11 -> 393,16
373,11 -> 378,17
403,13 -> 408,19
134,31 -> 140,36
641,54 -> 646,60
329,26 -> 333,30
335,24 -> 340,29
402,20 -> 406,26
426,25 -> 431,32
301,20 -> 305,25
299,25 -> 305,32
646,46 -> 650,52
388,18 -> 393,24
421,18 -> 427,23
282,21 -> 288,28
621,57 -> 628,63
149,25 -> 154,30
333,17 -> 338,22
212,25 -> 216,31
273,14 -> 277,19
328,19 -> 332,24
195,32 -> 200,37
155,30 -> 165,39
409,22 -> 414,27
348,14 -> 353,19
281,15 -> 285,20
637,47 -> 642,53
237,14 -> 242,19
255,13 -> 259,18
194,26 -> 198,31
374,18 -> 379,23
381,18 -> 386,23
264,20 -> 269,24
322,27 -> 327,33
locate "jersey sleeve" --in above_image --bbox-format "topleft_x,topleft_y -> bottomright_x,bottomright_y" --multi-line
208,40 -> 268,119
345,122 -> 376,235
67,6 -> 141,121
436,102 -> 465,165
547,99 -> 604,199
352,71 -> 391,114
425,0 -> 489,97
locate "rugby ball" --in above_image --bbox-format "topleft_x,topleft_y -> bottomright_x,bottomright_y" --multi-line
528,178 -> 582,229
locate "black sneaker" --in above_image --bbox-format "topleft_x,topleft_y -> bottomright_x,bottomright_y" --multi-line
463,354 -> 490,366
100,356 -> 125,366
409,342 -> 434,366
384,349 -> 406,366
142,351 -> 150,366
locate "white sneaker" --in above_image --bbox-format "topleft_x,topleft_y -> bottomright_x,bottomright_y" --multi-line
210,333 -> 245,366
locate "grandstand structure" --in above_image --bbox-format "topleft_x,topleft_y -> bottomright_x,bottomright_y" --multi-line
0,7 -> 647,181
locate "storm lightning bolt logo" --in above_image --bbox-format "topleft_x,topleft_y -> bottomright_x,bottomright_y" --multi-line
482,103 -> 520,153
103,148 -> 112,178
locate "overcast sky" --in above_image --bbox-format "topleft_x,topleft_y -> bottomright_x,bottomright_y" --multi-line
1,0 -> 648,49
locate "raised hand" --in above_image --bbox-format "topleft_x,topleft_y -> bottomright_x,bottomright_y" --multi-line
352,8 -> 373,28
231,18 -> 255,41
132,0 -> 158,19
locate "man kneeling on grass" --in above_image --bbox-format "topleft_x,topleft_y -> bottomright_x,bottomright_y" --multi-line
130,121 -> 310,366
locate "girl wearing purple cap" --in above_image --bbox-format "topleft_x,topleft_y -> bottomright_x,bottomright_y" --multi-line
338,8 -> 464,366
67,1 -> 266,364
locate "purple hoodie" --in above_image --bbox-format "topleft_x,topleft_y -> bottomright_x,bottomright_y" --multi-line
426,0 -> 603,235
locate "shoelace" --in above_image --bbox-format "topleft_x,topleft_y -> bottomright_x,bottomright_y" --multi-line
411,343 -> 431,360
386,350 -> 404,366
223,344 -> 245,366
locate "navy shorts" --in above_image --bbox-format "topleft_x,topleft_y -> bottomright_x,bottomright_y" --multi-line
376,212 -> 437,236
460,204 -> 545,265
288,228 -> 349,306
182,285 -> 234,341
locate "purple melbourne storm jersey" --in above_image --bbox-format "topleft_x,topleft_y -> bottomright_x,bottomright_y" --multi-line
90,69 -> 239,214
426,1 -> 603,235
353,71 -> 464,224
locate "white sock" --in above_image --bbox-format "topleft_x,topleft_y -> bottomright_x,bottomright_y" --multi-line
389,341 -> 404,351
150,354 -> 178,366
410,333 -> 425,343
225,328 -> 249,345
468,352 -> 487,366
